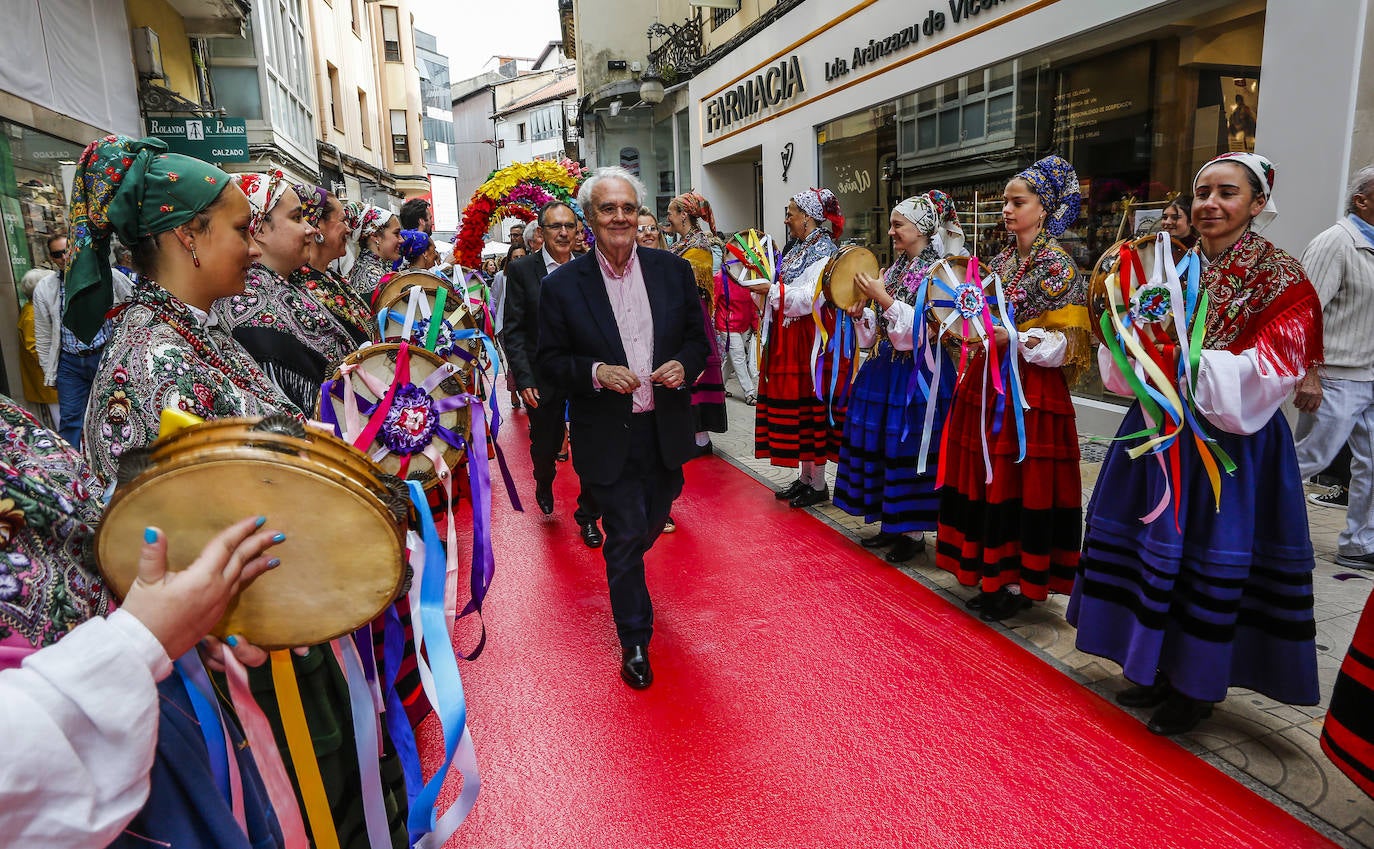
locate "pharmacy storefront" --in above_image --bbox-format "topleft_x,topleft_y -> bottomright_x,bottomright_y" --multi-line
690,0 -> 1372,427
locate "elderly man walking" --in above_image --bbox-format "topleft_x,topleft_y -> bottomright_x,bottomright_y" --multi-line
536,167 -> 708,688
1295,165 -> 1374,569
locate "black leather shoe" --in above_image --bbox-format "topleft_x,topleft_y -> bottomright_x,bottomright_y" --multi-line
964,592 -> 989,611
1116,676 -> 1172,708
861,531 -> 902,549
979,588 -> 1032,622
620,644 -> 653,689
580,521 -> 604,548
774,478 -> 807,501
1147,693 -> 1212,736
788,486 -> 829,508
535,481 -> 554,515
699,441 -> 714,456
885,535 -> 926,563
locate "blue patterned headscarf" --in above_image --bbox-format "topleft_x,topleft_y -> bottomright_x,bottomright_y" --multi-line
1015,155 -> 1081,238
394,229 -> 432,270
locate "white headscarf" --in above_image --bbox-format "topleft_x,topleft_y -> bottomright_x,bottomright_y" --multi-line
1194,152 -> 1278,233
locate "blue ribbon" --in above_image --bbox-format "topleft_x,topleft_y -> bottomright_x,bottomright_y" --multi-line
173,654 -> 231,805
404,480 -> 479,837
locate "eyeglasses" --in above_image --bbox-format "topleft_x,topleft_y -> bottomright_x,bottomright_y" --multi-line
542,222 -> 578,231
637,225 -> 659,233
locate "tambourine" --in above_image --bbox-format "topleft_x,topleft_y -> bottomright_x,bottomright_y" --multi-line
318,343 -> 472,491
96,415 -> 408,649
821,245 -> 880,312
1087,234 -> 1191,347
923,256 -> 1004,344
375,270 -> 485,369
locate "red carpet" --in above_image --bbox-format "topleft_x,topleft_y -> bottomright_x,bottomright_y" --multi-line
421,414 -> 1336,848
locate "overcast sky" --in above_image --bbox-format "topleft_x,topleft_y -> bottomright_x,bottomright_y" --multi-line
410,0 -> 564,83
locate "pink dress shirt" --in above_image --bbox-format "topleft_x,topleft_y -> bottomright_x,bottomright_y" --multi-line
592,247 -> 656,412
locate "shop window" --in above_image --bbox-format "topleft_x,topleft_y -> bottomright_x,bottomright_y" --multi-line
381,6 -> 401,61
390,109 -> 410,162
963,101 -> 986,141
986,92 -> 1014,136
938,107 -> 959,146
989,60 -> 1015,91
917,115 -> 936,149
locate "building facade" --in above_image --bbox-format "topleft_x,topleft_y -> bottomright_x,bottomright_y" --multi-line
417,28 -> 459,240
492,66 -> 579,168
451,69 -> 507,222
566,0 -> 696,218
689,0 -> 1374,430
204,0 -> 320,185
0,0 -> 247,409
305,0 -> 397,209
370,0 -> 429,202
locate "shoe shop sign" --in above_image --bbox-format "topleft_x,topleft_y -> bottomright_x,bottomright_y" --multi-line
148,118 -> 250,163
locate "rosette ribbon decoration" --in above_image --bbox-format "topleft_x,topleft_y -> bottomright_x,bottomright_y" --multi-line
1098,232 -> 1236,527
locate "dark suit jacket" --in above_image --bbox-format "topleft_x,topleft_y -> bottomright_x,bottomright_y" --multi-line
536,247 -> 709,486
501,250 -> 554,391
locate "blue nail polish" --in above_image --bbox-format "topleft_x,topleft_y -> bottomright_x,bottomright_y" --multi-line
254,516 -> 267,529
267,558 -> 281,569
226,635 -> 239,647
144,527 -> 157,544
272,533 -> 286,543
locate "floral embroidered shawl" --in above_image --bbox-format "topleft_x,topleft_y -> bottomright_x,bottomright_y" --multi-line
348,248 -> 387,300
293,264 -> 377,347
1201,229 -> 1323,374
987,234 -> 1092,381
84,282 -> 299,483
0,397 -> 109,668
217,263 -> 359,411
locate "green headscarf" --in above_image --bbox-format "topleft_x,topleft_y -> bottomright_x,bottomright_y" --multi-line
64,135 -> 230,342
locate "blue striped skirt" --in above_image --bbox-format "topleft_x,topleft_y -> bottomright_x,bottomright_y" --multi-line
1067,403 -> 1319,705
834,341 -> 952,533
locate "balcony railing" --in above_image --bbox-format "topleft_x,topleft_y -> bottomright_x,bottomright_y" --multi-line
646,17 -> 703,84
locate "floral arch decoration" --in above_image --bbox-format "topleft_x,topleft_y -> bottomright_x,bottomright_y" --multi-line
454,158 -> 588,270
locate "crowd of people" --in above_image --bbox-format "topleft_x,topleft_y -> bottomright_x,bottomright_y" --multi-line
5,126 -> 1374,846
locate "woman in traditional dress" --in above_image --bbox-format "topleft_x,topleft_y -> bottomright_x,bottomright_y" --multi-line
935,156 -> 1091,622
346,203 -> 401,301
757,188 -> 848,508
0,392 -> 288,847
74,138 -> 410,848
1324,598 -> 1374,799
217,171 -> 359,412
292,185 -> 377,348
667,191 -> 728,450
836,192 -> 962,564
0,407 -> 285,847
394,228 -> 441,272
1068,152 -> 1322,736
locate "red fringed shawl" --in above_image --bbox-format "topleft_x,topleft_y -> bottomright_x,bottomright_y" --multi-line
1202,230 -> 1324,376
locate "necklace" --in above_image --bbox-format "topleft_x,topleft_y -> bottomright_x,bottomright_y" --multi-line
135,284 -> 292,414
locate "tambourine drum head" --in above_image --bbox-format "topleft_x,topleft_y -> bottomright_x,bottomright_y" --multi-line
374,270 -> 457,313
822,246 -> 880,311
924,256 -> 994,343
320,344 -> 469,488
97,458 -> 405,649
1088,235 -> 1189,346
150,417 -> 385,490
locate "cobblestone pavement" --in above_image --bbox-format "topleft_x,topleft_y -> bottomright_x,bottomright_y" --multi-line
705,379 -> 1374,848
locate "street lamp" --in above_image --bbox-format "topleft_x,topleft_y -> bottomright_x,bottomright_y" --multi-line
639,73 -> 665,105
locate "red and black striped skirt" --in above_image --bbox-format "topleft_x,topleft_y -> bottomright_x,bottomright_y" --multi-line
934,355 -> 1081,600
754,314 -> 849,466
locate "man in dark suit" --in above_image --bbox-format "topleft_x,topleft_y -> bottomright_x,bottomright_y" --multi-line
537,167 -> 709,689
503,201 -> 602,547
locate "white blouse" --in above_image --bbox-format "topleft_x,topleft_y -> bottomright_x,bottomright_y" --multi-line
0,609 -> 172,848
